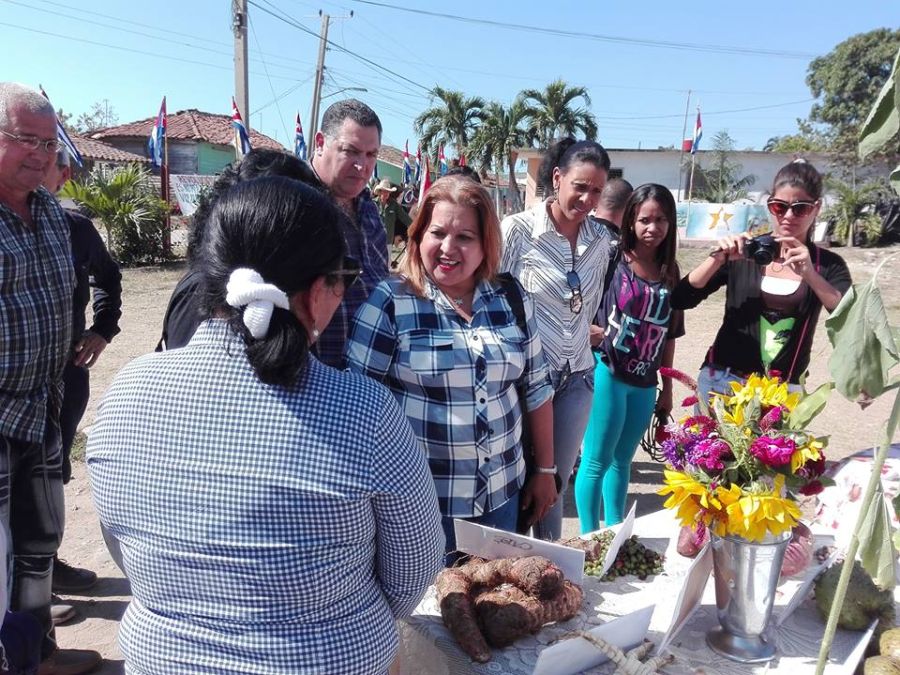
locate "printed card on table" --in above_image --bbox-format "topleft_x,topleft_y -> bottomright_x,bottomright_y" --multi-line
657,543 -> 713,653
532,605 -> 654,675
598,501 -> 637,578
453,520 -> 585,584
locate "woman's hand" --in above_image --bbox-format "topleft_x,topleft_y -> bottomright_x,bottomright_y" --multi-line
710,233 -> 751,263
775,235 -> 813,278
520,473 -> 558,526
656,386 -> 673,417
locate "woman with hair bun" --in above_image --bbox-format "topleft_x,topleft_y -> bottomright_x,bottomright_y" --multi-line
500,136 -> 614,541
88,176 -> 443,674
673,159 -> 852,403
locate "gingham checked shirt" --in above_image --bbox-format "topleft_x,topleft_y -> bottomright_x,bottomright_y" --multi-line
500,200 -> 612,377
345,276 -> 553,518
87,320 -> 444,674
0,188 -> 74,443
314,189 -> 389,368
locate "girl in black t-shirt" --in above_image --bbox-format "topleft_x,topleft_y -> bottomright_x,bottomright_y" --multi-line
574,184 -> 683,532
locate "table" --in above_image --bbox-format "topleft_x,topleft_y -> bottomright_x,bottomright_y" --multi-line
399,509 -> 889,674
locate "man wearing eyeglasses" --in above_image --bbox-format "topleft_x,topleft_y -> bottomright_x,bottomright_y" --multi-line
0,82 -> 101,674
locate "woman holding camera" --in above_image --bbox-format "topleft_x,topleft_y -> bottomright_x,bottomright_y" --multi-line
672,160 -> 851,404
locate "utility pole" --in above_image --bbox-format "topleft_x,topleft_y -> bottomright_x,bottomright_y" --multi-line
677,89 -> 691,200
309,11 -> 330,139
233,0 -> 250,132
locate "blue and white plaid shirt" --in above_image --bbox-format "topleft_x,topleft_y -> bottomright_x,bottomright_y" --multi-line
346,276 -> 553,518
315,189 -> 388,368
0,188 -> 74,443
87,320 -> 444,674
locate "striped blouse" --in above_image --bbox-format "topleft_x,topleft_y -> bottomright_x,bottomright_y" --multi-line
500,200 -> 612,376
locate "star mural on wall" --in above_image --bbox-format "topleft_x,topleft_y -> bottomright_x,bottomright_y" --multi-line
708,207 -> 723,230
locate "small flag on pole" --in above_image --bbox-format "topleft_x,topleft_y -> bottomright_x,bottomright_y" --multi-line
38,85 -> 83,167
147,97 -> 167,168
438,144 -> 448,176
418,154 -> 432,204
690,110 -> 702,155
294,112 -> 307,160
403,140 -> 412,185
414,145 -> 422,184
231,97 -> 252,158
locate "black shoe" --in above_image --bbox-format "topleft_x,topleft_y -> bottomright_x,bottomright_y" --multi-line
52,556 -> 98,593
50,594 -> 76,626
38,648 -> 102,675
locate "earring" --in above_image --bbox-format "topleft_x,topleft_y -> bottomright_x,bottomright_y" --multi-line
312,326 -> 320,340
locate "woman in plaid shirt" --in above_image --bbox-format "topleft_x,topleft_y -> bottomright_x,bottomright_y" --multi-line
346,176 -> 557,560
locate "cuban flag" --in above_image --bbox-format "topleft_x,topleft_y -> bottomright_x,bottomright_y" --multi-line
414,145 -> 422,184
38,85 -> 83,167
147,96 -> 166,168
418,154 -> 432,203
294,112 -> 307,160
402,140 -> 412,185
231,97 -> 252,158
690,110 -> 702,155
438,144 -> 448,176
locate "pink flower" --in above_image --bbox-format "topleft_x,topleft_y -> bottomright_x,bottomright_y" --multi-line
759,406 -> 785,432
684,416 -> 717,437
749,435 -> 796,467
660,367 -> 699,392
681,395 -> 699,407
686,438 -> 731,472
799,480 -> 824,496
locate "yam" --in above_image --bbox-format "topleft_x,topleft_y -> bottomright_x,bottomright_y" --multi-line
457,555 -> 564,599
474,580 -> 584,647
434,568 -> 491,663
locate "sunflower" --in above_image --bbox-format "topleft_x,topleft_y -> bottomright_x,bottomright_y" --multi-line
790,436 -> 825,473
726,374 -> 801,413
716,475 -> 801,541
658,469 -> 722,527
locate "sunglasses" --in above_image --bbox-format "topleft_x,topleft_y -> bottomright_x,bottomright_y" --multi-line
331,257 -> 363,289
767,198 -> 817,219
566,270 -> 583,314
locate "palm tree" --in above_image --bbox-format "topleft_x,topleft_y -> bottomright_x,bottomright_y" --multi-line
518,79 -> 598,148
693,131 -> 756,203
413,86 -> 486,160
469,101 -> 528,212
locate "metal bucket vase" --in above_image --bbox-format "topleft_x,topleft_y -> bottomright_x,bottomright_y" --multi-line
706,529 -> 791,663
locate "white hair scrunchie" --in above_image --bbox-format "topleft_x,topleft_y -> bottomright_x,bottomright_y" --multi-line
225,268 -> 290,339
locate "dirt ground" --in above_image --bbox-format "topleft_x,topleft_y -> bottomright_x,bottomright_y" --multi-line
55,245 -> 900,672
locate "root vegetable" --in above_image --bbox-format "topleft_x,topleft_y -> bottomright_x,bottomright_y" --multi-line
457,555 -> 564,599
474,581 -> 584,647
556,536 -> 604,563
434,568 -> 492,663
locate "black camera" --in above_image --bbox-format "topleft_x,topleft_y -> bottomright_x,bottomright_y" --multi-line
743,233 -> 779,266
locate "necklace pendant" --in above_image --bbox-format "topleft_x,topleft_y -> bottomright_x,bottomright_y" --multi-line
453,296 -> 464,307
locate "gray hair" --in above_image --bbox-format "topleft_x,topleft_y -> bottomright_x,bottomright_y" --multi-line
55,147 -> 71,168
0,82 -> 55,129
320,98 -> 382,139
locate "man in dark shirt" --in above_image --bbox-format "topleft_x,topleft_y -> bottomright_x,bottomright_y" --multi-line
44,147 -> 122,598
373,178 -> 411,245
310,99 -> 389,367
593,177 -> 633,244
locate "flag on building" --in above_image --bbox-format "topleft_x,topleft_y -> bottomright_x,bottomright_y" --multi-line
690,110 -> 702,155
403,140 -> 412,185
294,112 -> 307,160
147,96 -> 167,168
414,145 -> 422,184
38,85 -> 83,167
418,154 -> 432,203
231,97 -> 252,158
438,144 -> 448,175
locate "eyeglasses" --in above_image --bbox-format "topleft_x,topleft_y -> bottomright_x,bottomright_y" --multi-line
766,198 -> 817,219
0,130 -> 60,154
566,270 -> 583,314
331,257 -> 363,289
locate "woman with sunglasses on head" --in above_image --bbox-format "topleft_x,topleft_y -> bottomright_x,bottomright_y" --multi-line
672,159 -> 851,404
88,177 -> 444,674
500,137 -> 614,541
575,184 -> 684,532
346,175 -> 556,562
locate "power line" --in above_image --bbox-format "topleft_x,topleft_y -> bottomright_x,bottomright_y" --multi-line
249,14 -> 292,141
350,0 -> 817,60
599,98 -> 815,121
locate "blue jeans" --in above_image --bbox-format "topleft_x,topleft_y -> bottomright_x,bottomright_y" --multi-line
575,359 -> 657,532
441,493 -> 520,566
531,367 -> 594,541
696,366 -> 747,411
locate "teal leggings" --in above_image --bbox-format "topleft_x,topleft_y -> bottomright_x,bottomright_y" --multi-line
574,354 -> 657,533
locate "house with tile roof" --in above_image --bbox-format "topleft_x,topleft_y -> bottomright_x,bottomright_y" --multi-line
90,109 -> 284,176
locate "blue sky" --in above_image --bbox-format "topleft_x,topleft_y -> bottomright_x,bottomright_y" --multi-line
3,0 -> 898,158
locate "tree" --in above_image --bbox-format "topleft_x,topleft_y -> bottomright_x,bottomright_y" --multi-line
694,131 -> 756,203
62,164 -> 169,264
822,178 -> 886,247
74,99 -> 119,133
414,86 -> 486,160
763,131 -> 825,154
518,79 -> 597,149
469,101 -> 528,212
55,107 -> 76,134
806,28 -> 900,159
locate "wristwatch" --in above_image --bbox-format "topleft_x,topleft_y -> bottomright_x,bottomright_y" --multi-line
534,464 -> 557,475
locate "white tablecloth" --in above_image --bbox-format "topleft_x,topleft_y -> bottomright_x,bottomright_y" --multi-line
399,509 -> 888,674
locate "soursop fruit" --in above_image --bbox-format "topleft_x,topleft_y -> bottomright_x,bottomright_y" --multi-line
814,560 -> 895,633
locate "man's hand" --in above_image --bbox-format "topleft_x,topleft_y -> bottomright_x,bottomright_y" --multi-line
520,473 -> 558,526
73,331 -> 108,368
589,324 -> 606,347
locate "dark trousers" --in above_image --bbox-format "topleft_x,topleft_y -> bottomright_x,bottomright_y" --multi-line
59,363 -> 89,485
0,420 -> 65,660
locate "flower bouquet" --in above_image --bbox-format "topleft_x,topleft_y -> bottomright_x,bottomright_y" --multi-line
657,370 -> 832,543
